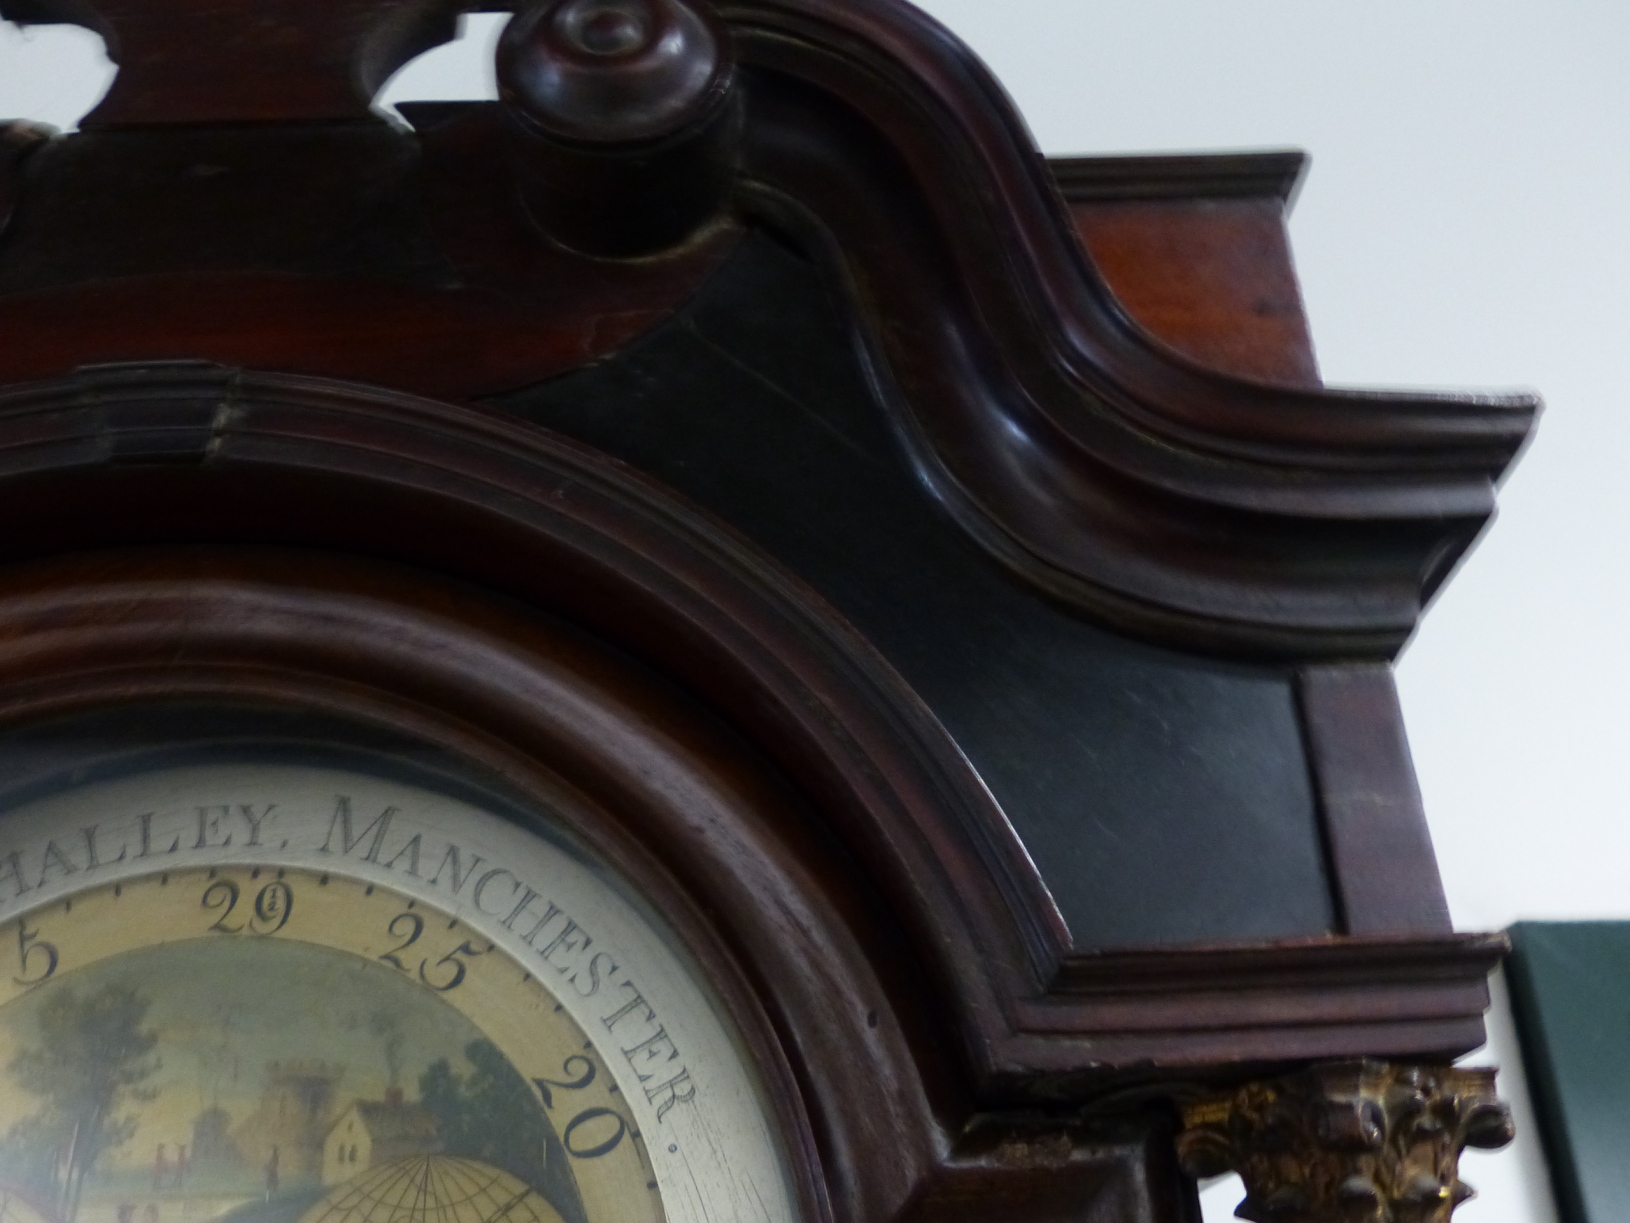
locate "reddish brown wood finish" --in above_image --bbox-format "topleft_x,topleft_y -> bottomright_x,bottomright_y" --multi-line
0,0 -> 1538,660
1071,196 -> 1319,387
1057,153 -> 1320,388
0,363 -> 1498,1093
727,0 -> 1534,659
0,2 -> 1530,1215
1298,665 -> 1454,938
4,0 -> 463,125
0,112 -> 736,395
900,1118 -> 1194,1223
498,0 -> 745,256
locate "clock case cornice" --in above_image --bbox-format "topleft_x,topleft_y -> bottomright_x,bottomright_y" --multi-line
0,0 -> 1537,661
0,362 -> 1504,1096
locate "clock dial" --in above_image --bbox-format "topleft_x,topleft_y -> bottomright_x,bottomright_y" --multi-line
0,763 -> 794,1223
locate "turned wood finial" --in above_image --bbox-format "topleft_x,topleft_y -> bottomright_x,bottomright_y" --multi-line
497,0 -> 740,257
498,0 -> 724,144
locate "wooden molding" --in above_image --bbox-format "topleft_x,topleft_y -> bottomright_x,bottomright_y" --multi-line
0,0 -> 465,126
903,1115 -> 1195,1223
0,0 -> 1538,661
0,362 -> 1502,1095
1049,150 -> 1308,205
496,0 -> 745,256
724,0 -> 1536,658
1055,151 -> 1322,387
0,115 -> 738,396
1298,665 -> 1453,938
0,554 -> 879,1223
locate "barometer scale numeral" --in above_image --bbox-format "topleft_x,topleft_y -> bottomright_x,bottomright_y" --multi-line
202,877 -> 294,934
11,918 -> 57,985
378,908 -> 489,991
536,1055 -> 629,1161
0,860 -> 666,1223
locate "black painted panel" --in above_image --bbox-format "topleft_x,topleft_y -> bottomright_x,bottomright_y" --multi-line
493,231 -> 1334,949
0,125 -> 447,292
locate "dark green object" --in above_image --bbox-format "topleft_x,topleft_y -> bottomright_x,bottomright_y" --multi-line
1507,922 -> 1630,1223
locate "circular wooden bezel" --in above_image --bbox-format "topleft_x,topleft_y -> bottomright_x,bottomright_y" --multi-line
0,546 -> 909,1223
0,362 -> 1078,1221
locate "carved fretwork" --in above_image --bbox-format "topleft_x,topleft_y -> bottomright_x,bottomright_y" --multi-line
1176,1060 -> 1514,1223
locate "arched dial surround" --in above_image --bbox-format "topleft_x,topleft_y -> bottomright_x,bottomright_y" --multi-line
0,763 -> 795,1223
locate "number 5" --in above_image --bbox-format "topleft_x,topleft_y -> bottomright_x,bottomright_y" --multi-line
12,920 -> 58,986
419,941 -> 486,991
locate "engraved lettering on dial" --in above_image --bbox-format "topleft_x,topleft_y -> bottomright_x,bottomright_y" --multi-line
0,765 -> 794,1223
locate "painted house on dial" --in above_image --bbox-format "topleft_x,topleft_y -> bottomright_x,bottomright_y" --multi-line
323,1089 -> 442,1185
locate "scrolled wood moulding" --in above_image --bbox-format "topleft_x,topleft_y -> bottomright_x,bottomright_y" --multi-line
720,0 -> 1538,659
0,0 -> 1538,659
1053,151 -> 1322,389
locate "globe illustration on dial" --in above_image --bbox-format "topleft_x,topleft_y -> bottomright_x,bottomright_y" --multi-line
297,1158 -> 567,1223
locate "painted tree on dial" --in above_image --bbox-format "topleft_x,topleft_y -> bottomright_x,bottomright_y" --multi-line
1,984 -> 161,1223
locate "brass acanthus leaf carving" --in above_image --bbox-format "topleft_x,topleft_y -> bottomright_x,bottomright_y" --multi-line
1175,1060 -> 1514,1223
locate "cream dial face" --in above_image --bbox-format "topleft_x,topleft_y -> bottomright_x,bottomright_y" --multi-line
0,764 -> 794,1223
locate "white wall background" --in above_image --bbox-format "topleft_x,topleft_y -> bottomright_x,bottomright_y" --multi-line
6,3 -> 1629,1221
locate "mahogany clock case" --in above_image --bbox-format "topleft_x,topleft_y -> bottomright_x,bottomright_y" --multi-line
0,0 -> 1537,1220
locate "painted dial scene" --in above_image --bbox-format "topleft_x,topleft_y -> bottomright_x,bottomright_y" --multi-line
0,765 -> 793,1223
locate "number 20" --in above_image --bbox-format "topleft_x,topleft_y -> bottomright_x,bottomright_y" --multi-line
533,1057 -> 627,1161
